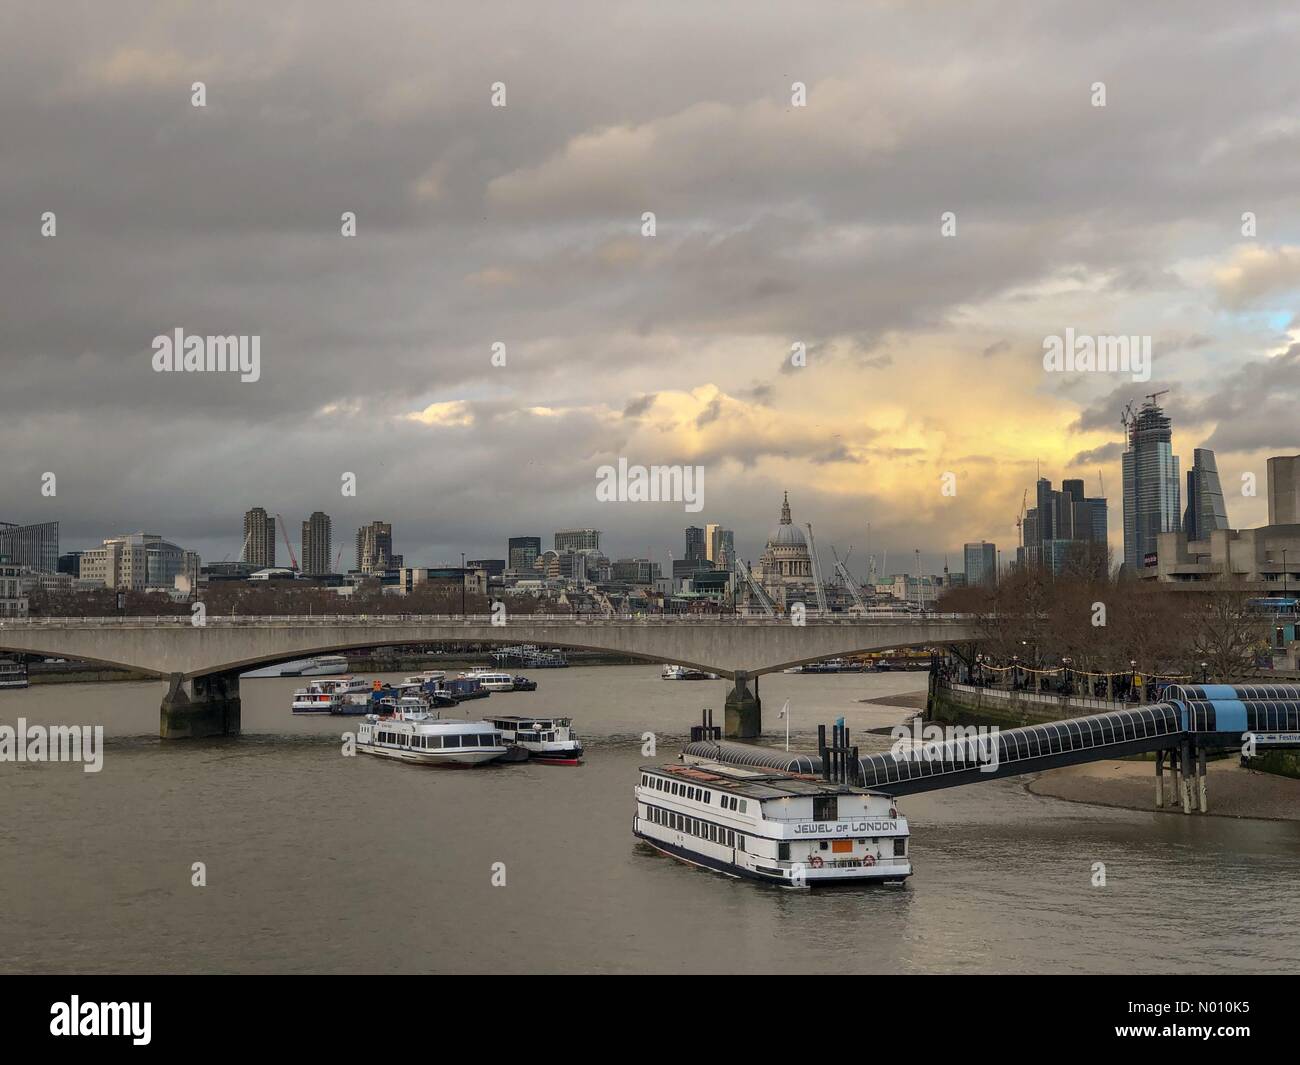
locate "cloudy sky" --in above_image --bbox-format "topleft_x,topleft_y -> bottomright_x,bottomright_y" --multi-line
4,1 -> 1300,578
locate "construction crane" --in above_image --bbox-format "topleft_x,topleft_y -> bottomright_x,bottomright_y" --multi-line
804,523 -> 828,614
733,558 -> 776,617
333,548 -> 344,572
1016,488 -> 1028,537
275,513 -> 300,572
831,546 -> 866,611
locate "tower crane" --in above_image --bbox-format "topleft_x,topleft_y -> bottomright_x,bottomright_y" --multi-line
831,546 -> 867,611
804,523 -> 828,614
733,558 -> 777,617
275,513 -> 300,572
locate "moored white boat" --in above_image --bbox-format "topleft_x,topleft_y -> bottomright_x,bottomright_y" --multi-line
633,761 -> 911,887
458,670 -> 517,692
486,715 -> 583,764
661,664 -> 719,681
245,654 -> 349,678
357,715 -> 507,767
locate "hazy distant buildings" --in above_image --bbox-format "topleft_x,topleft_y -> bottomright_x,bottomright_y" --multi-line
1019,478 -> 1108,575
612,558 -> 661,584
300,511 -> 332,575
508,536 -> 541,571
1268,455 -> 1300,525
242,507 -> 276,569
356,521 -> 399,574
79,533 -> 199,590
467,558 -> 505,577
685,526 -> 707,563
1183,448 -> 1229,543
0,561 -> 28,618
1122,398 -> 1180,571
963,541 -> 997,586
708,526 -> 735,569
554,529 -> 600,553
0,520 -> 59,573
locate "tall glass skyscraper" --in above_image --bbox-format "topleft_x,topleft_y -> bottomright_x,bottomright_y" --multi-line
1183,448 -> 1229,542
1122,399 -> 1180,571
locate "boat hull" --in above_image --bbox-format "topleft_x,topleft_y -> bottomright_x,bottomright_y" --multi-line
357,743 -> 503,767
634,827 -> 911,887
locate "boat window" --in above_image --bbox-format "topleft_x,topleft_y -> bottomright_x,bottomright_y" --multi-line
738,801 -> 748,814
737,835 -> 745,852
428,736 -> 442,749
812,796 -> 837,821
445,735 -> 461,748
778,842 -> 790,861
894,838 -> 906,857
819,841 -> 829,851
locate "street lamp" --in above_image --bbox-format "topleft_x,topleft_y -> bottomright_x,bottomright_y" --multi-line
1130,659 -> 1137,702
1012,653 -> 1020,690
1200,661 -> 1208,684
1062,656 -> 1072,696
460,552 -> 466,616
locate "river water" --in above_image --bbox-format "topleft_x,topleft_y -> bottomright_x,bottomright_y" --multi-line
3,666 -> 1299,974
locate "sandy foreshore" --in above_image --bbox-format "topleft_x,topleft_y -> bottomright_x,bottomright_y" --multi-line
1027,758 -> 1300,822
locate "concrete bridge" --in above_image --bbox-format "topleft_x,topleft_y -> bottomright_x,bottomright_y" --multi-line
0,613 -> 975,739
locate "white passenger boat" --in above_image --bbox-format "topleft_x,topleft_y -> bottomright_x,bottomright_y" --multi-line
458,670 -> 517,692
291,676 -> 373,714
0,658 -> 28,690
244,654 -> 349,678
356,715 -> 507,767
661,664 -> 719,681
291,681 -> 347,714
633,762 -> 911,887
486,715 -> 583,764
403,670 -> 446,685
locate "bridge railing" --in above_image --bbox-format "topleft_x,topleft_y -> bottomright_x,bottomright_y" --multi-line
0,612 -> 974,627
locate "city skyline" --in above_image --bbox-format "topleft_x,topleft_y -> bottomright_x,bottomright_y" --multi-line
4,5 -> 1300,579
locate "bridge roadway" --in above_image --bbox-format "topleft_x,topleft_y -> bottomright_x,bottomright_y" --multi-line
682,684 -> 1300,815
0,613 -> 977,739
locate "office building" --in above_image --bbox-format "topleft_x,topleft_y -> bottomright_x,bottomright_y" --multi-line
1183,448 -> 1229,543
554,529 -> 600,553
242,508 -> 276,569
1268,455 -> 1300,526
963,541 -> 997,586
685,526 -> 707,563
0,520 -> 59,573
1018,478 -> 1108,575
507,537 -> 541,572
300,511 -> 332,576
1122,398 -> 1180,571
79,533 -> 200,591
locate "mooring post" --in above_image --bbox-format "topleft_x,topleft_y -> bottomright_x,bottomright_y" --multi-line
1155,749 -> 1165,808
1198,746 -> 1208,813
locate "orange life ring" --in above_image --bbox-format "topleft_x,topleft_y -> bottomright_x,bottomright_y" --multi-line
809,855 -> 824,869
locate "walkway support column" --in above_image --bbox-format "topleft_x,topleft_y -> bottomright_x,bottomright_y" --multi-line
161,672 -> 241,739
1197,746 -> 1208,813
1180,739 -> 1194,814
724,670 -> 761,739
1155,750 -> 1165,808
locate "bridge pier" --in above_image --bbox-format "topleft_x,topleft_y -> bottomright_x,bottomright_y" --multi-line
1155,750 -> 1165,808
160,672 -> 241,739
724,671 -> 761,739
